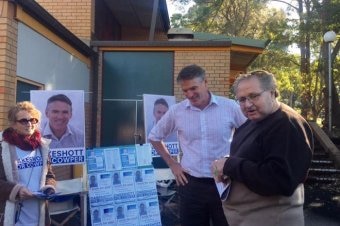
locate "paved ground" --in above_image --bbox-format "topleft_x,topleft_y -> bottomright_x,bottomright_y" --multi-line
304,209 -> 339,226
304,182 -> 340,226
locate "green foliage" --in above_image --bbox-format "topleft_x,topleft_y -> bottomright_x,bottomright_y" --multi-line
250,49 -> 302,108
170,0 -> 340,124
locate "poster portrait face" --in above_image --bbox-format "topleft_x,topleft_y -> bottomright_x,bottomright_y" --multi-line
113,172 -> 121,184
89,175 -> 98,188
143,94 -> 176,143
116,206 -> 124,219
153,100 -> 169,123
139,202 -> 147,215
45,99 -> 72,134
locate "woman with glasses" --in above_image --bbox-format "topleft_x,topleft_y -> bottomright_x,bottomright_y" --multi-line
0,101 -> 56,226
212,70 -> 313,226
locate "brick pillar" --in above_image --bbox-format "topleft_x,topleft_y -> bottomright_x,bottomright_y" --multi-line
0,1 -> 18,130
174,50 -> 231,100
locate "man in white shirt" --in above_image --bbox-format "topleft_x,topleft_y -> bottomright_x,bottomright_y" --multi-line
148,64 -> 246,226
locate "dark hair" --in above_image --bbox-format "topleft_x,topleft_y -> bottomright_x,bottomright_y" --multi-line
233,70 -> 279,97
8,101 -> 41,124
47,94 -> 72,106
154,98 -> 168,108
176,64 -> 206,82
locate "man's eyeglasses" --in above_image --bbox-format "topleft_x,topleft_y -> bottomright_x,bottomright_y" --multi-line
236,90 -> 266,105
16,118 -> 39,125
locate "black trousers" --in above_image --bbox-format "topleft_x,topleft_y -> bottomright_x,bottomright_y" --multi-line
178,173 -> 229,226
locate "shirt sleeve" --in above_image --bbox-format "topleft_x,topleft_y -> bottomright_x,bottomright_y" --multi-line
148,107 -> 176,142
231,102 -> 247,128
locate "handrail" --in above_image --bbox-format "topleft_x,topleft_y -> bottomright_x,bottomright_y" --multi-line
309,122 -> 340,168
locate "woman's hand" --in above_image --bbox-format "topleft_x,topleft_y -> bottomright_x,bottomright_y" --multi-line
17,187 -> 33,200
43,187 -> 55,196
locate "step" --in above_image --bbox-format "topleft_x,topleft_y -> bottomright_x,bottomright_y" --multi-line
311,160 -> 334,167
309,168 -> 340,173
306,176 -> 338,183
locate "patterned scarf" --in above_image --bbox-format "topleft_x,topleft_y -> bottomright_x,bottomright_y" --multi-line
3,127 -> 41,151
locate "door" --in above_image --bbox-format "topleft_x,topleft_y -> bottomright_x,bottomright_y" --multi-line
101,51 -> 174,147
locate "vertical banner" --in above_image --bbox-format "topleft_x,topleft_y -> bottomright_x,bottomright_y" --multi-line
143,94 -> 179,156
30,90 -> 86,165
87,145 -> 162,226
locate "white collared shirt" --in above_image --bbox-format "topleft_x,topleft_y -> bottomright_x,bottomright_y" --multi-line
148,93 -> 246,178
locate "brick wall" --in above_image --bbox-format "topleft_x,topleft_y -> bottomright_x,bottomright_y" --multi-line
174,50 -> 231,100
36,0 -> 92,44
0,1 -> 18,130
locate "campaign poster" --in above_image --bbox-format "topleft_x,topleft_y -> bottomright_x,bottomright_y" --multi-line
134,168 -> 158,201
143,94 -> 179,156
115,203 -> 139,226
30,90 -> 85,165
112,170 -> 136,204
138,199 -> 162,226
88,172 -> 114,207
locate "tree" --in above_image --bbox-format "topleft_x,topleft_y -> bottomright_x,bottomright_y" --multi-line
170,0 -> 340,133
170,0 -> 301,107
264,0 -> 339,131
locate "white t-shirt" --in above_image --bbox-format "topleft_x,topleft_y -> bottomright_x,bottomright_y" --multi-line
15,148 -> 43,226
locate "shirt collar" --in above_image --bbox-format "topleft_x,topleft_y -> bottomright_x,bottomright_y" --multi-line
42,123 -> 72,139
185,92 -> 218,109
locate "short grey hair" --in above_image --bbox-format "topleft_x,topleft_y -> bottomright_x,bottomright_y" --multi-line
233,70 -> 279,97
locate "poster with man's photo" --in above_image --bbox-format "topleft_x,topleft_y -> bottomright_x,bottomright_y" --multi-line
31,90 -> 85,165
143,94 -> 179,157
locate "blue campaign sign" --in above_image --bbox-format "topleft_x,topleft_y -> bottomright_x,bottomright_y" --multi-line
50,148 -> 85,165
150,141 -> 179,157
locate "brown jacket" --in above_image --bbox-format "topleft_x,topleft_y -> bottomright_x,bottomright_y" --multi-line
0,134 -> 56,226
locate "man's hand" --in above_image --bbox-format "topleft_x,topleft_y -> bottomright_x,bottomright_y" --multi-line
170,162 -> 189,186
211,158 -> 228,183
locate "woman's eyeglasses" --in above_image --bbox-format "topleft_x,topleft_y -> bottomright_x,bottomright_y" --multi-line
16,118 -> 39,125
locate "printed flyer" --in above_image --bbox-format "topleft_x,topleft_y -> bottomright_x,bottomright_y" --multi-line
87,145 -> 162,226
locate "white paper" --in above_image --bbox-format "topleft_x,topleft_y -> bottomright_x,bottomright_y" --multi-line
215,180 -> 231,201
135,144 -> 152,166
